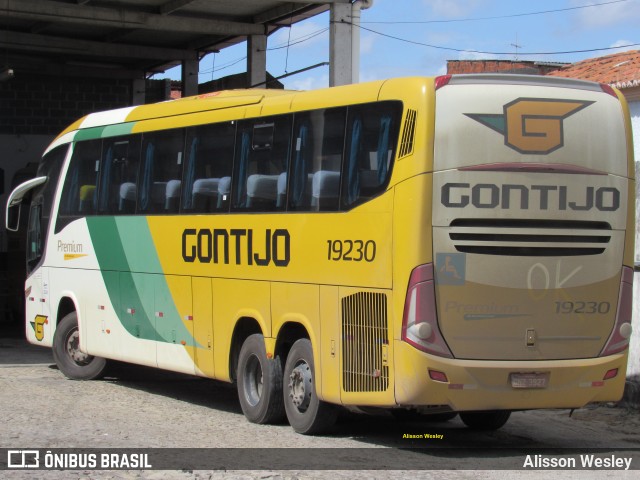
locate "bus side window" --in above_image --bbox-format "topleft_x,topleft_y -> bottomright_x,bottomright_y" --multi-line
26,202 -> 42,269
57,139 -> 102,221
341,102 -> 401,209
290,107 -> 346,212
33,145 -> 66,262
138,129 -> 185,214
233,116 -> 291,212
182,121 -> 235,214
98,135 -> 141,215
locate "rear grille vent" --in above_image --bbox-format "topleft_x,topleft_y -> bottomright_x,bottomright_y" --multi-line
398,109 -> 417,158
342,292 -> 389,393
448,219 -> 612,256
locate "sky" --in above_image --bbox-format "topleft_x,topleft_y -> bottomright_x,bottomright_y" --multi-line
154,0 -> 640,90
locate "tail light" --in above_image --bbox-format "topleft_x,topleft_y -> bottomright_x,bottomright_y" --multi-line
600,266 -> 633,356
401,264 -> 453,358
429,369 -> 448,382
435,75 -> 452,90
599,83 -> 618,98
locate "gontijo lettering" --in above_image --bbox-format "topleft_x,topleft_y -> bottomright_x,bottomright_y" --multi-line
182,228 -> 290,267
441,183 -> 620,211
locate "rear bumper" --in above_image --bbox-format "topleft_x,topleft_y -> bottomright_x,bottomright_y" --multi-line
394,340 -> 627,411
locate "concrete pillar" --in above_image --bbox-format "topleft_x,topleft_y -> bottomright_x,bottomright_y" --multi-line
248,34 -> 267,88
351,1 -> 374,83
182,57 -> 199,97
329,3 -> 353,87
131,78 -> 146,105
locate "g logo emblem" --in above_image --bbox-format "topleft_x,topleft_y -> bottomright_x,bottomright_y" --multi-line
466,98 -> 594,155
30,315 -> 48,342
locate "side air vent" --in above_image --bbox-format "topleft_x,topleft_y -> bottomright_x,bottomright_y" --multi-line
398,109 -> 417,158
449,219 -> 612,256
342,292 -> 389,393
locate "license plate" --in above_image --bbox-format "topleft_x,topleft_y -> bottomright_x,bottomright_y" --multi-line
510,372 -> 549,389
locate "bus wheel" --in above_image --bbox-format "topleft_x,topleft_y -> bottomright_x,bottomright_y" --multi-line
52,311 -> 107,380
237,334 -> 285,424
459,410 -> 511,430
283,338 -> 337,435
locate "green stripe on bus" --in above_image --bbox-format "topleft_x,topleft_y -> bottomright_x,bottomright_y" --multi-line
86,216 -> 130,272
86,217 -> 154,340
102,122 -> 136,138
114,217 -> 161,273
74,123 -> 136,143
115,217 -> 164,340
75,126 -> 106,142
87,216 -> 199,347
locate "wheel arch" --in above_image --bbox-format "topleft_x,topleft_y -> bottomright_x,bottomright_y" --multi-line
56,296 -> 77,326
229,316 -> 263,383
274,320 -> 310,370
55,292 -> 84,349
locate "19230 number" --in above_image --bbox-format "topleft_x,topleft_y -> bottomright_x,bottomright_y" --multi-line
327,240 -> 376,262
554,301 -> 610,314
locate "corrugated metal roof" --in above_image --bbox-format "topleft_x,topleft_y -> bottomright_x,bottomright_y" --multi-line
0,0 -> 333,78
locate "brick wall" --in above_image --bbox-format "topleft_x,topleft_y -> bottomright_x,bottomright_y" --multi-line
0,74 -> 132,136
447,60 -> 562,76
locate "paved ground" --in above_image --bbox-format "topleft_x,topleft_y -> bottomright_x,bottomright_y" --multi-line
1,335 -> 639,480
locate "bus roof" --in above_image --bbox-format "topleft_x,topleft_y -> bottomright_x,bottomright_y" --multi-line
45,74 -> 620,156
47,79 -> 398,154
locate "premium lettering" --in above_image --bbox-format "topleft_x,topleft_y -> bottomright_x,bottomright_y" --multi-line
182,228 -> 290,267
57,240 -> 83,253
441,183 -> 620,211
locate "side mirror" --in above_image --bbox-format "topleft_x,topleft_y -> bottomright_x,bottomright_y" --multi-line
5,176 -> 47,232
6,203 -> 21,232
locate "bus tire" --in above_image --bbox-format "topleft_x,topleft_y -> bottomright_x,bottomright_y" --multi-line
459,410 -> 511,430
237,334 -> 285,424
52,311 -> 107,380
283,338 -> 337,435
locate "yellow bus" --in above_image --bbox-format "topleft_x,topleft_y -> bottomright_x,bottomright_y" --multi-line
6,75 -> 635,434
